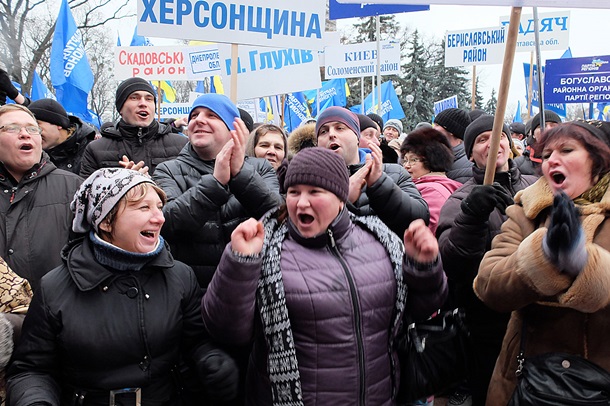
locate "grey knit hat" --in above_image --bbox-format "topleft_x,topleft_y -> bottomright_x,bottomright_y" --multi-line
71,168 -> 155,233
284,147 -> 349,202
384,119 -> 403,134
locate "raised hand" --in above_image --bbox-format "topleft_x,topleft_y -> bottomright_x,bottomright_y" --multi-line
119,155 -> 149,176
213,139 -> 233,185
348,158 -> 371,203
365,142 -> 383,186
231,218 -> 264,256
229,117 -> 247,177
404,219 -> 439,264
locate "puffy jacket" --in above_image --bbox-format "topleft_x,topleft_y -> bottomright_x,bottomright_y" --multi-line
446,143 -> 473,184
45,115 -> 96,175
0,154 -> 83,292
346,162 -> 429,237
7,237 -> 210,406
79,119 -> 188,178
413,175 -> 462,235
153,144 -> 282,288
203,209 -> 447,405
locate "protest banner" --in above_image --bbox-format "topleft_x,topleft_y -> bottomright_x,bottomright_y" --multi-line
434,95 -> 459,115
445,27 -> 506,67
334,0 -> 608,8
324,41 -> 401,78
499,11 -> 570,52
545,56 -> 610,104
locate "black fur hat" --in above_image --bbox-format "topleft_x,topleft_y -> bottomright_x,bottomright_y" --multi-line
400,127 -> 454,172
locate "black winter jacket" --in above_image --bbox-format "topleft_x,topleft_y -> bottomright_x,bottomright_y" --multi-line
0,155 -> 82,292
7,237 -> 210,406
446,143 -> 474,184
79,119 -> 188,178
46,115 -> 96,175
346,162 -> 429,237
153,144 -> 282,288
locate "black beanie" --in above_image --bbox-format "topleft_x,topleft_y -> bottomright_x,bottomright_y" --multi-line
29,99 -> 70,129
284,147 -> 349,202
115,77 -> 156,112
529,110 -> 562,134
239,108 -> 254,132
509,122 -> 526,136
464,115 -> 512,159
367,113 -> 384,131
357,114 -> 378,131
468,109 -> 486,122
434,108 -> 471,140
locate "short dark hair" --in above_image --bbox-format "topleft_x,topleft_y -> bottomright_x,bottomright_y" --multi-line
537,123 -> 610,182
400,127 -> 454,172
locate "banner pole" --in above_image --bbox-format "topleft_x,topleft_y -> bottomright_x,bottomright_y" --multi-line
230,44 -> 238,103
483,6 -> 522,185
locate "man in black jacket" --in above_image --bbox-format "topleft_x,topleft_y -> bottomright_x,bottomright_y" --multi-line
433,108 -> 473,183
79,77 -> 188,177
0,104 -> 82,292
315,106 -> 429,237
29,98 -> 97,175
153,93 -> 282,289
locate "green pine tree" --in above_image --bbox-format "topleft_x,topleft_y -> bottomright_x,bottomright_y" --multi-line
430,39 -> 471,111
484,88 -> 498,115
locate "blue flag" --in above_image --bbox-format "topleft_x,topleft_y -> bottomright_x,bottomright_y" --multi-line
513,100 -> 522,123
305,79 -> 348,117
362,81 -> 405,122
50,0 -> 94,122
130,26 -> 151,46
523,63 -> 566,117
283,92 -> 311,133
31,71 -> 55,101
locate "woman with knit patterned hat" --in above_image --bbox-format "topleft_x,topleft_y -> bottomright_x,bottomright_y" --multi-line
475,120 -> 610,405
7,168 -> 238,405
202,147 -> 448,405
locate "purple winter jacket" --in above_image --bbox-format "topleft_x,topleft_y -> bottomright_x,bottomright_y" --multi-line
202,209 -> 447,405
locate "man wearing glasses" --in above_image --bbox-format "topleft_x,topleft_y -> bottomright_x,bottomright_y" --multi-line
0,104 -> 82,292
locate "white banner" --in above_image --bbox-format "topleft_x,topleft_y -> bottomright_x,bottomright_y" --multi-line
218,44 -> 321,101
137,0 -> 326,50
499,11 -> 570,52
159,103 -> 192,119
334,0 -> 609,8
434,95 -> 458,115
115,46 -> 189,80
445,26 -> 507,67
182,45 -> 222,79
324,41 -> 401,79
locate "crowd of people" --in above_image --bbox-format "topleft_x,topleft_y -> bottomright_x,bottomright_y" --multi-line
0,71 -> 609,406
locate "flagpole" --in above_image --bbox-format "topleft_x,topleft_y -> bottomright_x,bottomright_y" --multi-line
376,15 -> 382,114
483,6 -> 522,186
533,7 -> 545,131
471,66 -> 477,110
360,78 -> 364,114
527,52 -> 534,120
157,83 -> 161,122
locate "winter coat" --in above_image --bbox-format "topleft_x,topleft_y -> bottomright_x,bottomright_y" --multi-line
346,162 -> 429,237
7,237 -> 210,406
79,119 -> 188,178
45,116 -> 96,175
413,175 -> 462,235
446,143 -> 474,184
474,177 -> 610,405
0,154 -> 83,292
153,144 -> 282,288
202,209 -> 447,405
513,147 -> 541,177
435,160 -> 536,404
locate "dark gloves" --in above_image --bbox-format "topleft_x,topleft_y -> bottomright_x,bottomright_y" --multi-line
543,191 -> 587,277
195,343 -> 239,401
460,183 -> 514,219
0,68 -> 19,101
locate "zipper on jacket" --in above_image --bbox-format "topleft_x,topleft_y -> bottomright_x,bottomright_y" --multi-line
9,187 -> 17,203
327,229 -> 366,406
138,127 -> 143,145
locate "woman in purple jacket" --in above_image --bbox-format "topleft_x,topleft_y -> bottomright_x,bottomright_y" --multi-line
202,147 -> 448,405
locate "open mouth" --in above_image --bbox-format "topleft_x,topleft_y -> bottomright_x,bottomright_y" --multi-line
137,111 -> 149,119
329,143 -> 340,151
20,144 -> 33,151
551,172 -> 566,185
298,214 -> 314,224
140,231 -> 156,239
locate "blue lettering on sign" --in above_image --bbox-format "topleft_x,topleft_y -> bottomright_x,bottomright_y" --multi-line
140,0 -> 323,40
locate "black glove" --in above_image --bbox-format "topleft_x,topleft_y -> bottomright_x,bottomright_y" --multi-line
21,95 -> 31,107
0,68 -> 19,100
195,344 -> 239,401
460,183 -> 514,218
543,191 -> 586,276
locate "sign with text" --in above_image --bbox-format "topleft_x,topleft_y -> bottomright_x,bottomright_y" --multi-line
115,46 -> 189,80
328,0 -> 428,19
434,95 -> 458,115
159,103 -> 191,118
324,41 -> 401,79
499,11 -> 570,52
182,45 -> 222,79
445,27 -> 506,67
334,0 -> 608,8
137,0 -> 326,50
217,43 -> 322,100
545,56 -> 610,104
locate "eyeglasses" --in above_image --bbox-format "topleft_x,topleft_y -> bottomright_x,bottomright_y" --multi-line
402,157 -> 423,165
0,124 -> 42,135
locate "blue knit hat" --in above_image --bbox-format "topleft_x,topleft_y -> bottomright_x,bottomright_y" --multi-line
315,106 -> 360,140
189,94 -> 239,131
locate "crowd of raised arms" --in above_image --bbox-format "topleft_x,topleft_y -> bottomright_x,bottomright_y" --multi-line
0,72 -> 610,406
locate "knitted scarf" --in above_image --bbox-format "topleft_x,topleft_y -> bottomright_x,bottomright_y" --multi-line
90,232 -> 165,271
256,208 -> 407,405
574,172 -> 610,206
